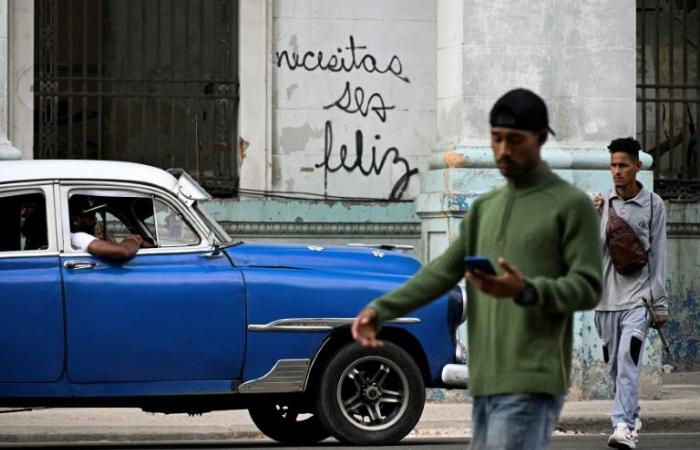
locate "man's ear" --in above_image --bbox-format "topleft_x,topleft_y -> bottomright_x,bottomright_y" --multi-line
635,160 -> 643,171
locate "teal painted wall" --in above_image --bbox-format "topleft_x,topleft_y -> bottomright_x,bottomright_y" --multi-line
203,198 -> 422,257
665,201 -> 700,371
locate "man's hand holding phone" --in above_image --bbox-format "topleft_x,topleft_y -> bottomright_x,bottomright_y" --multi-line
465,256 -> 525,298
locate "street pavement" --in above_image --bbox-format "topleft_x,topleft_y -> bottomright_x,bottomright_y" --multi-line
2,436 -> 700,450
0,372 -> 698,446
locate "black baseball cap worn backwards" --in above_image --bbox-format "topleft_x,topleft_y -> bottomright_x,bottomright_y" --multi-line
490,88 -> 555,136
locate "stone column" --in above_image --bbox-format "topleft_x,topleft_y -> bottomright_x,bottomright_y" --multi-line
422,1 -> 662,399
0,0 -> 20,160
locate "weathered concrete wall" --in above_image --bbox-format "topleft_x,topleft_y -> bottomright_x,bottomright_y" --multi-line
665,201 -> 700,371
271,0 -> 435,200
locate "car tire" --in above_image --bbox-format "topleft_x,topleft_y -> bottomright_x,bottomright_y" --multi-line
248,401 -> 330,444
316,341 -> 425,445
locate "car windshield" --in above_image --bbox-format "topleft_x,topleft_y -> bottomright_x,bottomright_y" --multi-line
193,202 -> 232,244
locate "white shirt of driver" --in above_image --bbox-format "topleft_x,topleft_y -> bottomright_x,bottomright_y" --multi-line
71,231 -> 97,252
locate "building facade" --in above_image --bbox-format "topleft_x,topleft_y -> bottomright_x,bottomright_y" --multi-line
1,0 -> 698,395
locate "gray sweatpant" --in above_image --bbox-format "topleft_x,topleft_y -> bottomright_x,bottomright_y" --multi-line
594,307 -> 650,429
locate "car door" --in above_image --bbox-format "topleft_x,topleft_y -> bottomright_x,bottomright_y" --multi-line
0,184 -> 64,383
59,185 -> 246,384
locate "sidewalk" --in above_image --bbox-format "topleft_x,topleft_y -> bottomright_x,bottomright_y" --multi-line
0,372 -> 698,444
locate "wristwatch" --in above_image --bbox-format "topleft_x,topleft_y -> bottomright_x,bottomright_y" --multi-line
514,281 -> 538,306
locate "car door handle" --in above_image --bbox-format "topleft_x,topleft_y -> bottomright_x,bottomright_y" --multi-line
64,260 -> 97,270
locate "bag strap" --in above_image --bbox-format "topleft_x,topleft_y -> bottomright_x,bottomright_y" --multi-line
647,192 -> 654,303
648,191 -> 654,248
608,197 -> 618,219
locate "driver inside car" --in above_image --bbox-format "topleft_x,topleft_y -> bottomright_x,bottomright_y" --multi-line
69,196 -> 150,260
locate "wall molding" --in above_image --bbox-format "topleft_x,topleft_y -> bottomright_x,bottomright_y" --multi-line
667,222 -> 700,238
221,221 -> 421,237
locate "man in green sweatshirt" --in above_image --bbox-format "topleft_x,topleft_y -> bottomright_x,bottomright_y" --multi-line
352,88 -> 603,450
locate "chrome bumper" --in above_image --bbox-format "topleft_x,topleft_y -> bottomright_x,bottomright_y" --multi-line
441,363 -> 469,388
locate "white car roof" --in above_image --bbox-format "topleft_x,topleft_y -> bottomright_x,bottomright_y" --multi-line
0,159 -> 178,193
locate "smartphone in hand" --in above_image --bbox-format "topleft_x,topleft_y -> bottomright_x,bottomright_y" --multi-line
464,256 -> 497,275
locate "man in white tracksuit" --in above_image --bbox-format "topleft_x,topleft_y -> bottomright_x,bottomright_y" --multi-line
593,137 -> 669,450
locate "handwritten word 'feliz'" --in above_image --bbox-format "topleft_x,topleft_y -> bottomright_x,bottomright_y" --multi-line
275,35 -> 410,84
315,121 -> 419,201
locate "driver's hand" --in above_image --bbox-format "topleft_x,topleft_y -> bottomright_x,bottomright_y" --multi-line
352,308 -> 383,348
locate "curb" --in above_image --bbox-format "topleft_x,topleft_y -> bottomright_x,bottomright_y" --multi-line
0,430 -> 264,445
557,415 -> 700,434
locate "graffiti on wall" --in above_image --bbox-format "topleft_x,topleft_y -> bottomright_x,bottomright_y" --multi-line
323,81 -> 394,123
276,35 -> 418,200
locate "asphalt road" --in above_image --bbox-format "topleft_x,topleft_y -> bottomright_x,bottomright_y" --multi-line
3,434 -> 699,450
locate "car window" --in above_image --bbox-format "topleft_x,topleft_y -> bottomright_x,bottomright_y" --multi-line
151,199 -> 199,247
0,191 -> 49,252
68,192 -> 155,250
67,191 -> 200,250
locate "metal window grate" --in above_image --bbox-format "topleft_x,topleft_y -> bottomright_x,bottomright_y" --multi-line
637,0 -> 700,200
34,0 -> 239,197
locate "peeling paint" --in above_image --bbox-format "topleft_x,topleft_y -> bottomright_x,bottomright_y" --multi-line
443,151 -> 466,168
271,162 -> 282,185
237,136 -> 249,168
279,123 -> 324,154
664,200 -> 700,372
285,83 -> 298,100
446,194 -> 469,211
666,291 -> 700,370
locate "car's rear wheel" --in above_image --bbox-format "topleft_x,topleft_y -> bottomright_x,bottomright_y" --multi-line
248,401 -> 330,444
316,341 -> 425,445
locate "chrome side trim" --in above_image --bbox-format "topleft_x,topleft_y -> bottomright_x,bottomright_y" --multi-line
0,251 -> 60,259
238,359 -> 310,394
248,317 -> 421,332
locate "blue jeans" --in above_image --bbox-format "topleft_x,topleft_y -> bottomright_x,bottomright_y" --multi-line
470,394 -> 565,450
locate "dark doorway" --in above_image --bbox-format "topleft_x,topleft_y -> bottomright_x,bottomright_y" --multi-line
637,0 -> 700,199
34,0 -> 239,196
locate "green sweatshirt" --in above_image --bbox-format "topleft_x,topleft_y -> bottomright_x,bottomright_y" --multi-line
369,162 -> 603,397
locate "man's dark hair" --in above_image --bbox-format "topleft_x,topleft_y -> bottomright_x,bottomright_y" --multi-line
607,137 -> 641,160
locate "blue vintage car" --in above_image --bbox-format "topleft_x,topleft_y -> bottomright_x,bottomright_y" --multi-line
0,160 -> 466,445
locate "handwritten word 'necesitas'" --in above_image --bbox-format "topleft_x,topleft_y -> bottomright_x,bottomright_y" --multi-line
275,35 -> 410,84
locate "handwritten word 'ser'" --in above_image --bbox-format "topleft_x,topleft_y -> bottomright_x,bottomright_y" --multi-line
315,121 -> 419,201
324,81 -> 395,123
275,36 -> 410,84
